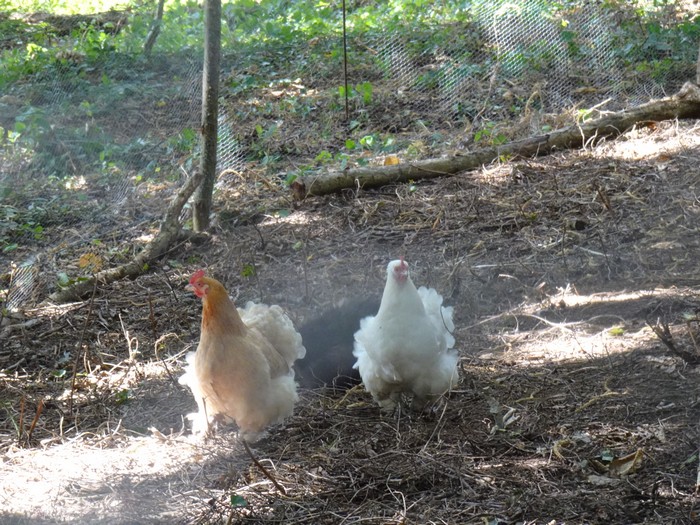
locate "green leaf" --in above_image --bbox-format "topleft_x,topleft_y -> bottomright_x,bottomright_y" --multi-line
493,134 -> 507,145
608,327 -> 624,336
114,389 -> 131,405
360,134 -> 375,149
230,494 -> 248,507
356,81 -> 373,104
314,150 -> 332,163
57,272 -> 72,287
241,264 -> 255,278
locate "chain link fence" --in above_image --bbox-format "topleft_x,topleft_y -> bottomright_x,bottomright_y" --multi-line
1,0 -> 697,312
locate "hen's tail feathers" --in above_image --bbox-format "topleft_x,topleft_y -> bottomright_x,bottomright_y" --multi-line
239,302 -> 306,366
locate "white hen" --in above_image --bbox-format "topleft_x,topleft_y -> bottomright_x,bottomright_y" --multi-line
353,258 -> 458,411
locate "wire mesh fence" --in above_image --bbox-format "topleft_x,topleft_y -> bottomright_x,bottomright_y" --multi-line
1,0 -> 698,312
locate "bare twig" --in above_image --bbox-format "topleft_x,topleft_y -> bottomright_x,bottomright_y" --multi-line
26,399 -> 44,443
241,439 -> 287,496
575,378 -> 624,413
647,318 -> 700,366
154,333 -> 182,385
17,396 -> 24,441
69,277 -> 99,413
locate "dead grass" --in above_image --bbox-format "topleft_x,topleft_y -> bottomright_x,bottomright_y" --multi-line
1,122 -> 700,524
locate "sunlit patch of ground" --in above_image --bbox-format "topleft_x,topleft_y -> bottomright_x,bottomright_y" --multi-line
2,122 -> 700,524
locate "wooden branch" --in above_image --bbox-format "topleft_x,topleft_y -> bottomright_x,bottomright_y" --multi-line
192,0 -> 221,232
48,170 -> 205,303
294,82 -> 700,198
646,318 -> 700,366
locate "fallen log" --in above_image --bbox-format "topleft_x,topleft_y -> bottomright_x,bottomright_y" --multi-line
293,82 -> 700,199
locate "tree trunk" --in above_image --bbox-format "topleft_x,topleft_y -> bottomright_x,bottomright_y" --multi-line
192,0 -> 221,232
293,82 -> 700,199
143,0 -> 166,57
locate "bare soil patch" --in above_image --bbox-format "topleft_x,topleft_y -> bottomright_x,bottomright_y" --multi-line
1,122 -> 700,524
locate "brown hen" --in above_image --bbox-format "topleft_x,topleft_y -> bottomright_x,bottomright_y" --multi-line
179,270 -> 306,440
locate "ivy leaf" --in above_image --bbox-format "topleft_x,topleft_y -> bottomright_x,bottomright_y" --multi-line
57,272 -> 72,288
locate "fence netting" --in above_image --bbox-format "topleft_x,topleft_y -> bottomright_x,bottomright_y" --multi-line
1,0 -> 697,311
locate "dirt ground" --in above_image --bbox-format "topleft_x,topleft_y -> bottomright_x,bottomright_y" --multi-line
1,121 -> 700,524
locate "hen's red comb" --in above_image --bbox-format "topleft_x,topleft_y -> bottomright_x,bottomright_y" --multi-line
189,269 -> 206,285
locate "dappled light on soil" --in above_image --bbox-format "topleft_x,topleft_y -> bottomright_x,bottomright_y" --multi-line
2,123 -> 700,522
476,286 -> 683,364
595,121 -> 700,161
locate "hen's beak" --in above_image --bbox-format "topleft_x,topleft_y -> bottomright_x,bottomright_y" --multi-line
394,263 -> 409,283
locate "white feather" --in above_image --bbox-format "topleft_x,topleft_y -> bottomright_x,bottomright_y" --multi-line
180,295 -> 305,440
353,259 -> 458,410
240,301 -> 306,366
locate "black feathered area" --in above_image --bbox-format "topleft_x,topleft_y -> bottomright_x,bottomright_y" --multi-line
296,297 -> 381,389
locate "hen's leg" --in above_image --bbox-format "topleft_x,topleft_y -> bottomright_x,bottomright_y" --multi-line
410,393 -> 441,413
373,390 -> 401,413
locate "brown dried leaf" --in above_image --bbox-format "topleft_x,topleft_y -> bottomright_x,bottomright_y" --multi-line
78,253 -> 103,272
383,155 -> 400,166
608,449 -> 644,476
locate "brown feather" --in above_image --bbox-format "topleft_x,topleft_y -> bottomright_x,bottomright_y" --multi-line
181,271 -> 304,439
